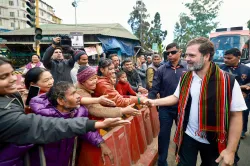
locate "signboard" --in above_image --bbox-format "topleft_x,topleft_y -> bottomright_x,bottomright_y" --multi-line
84,47 -> 98,56
152,43 -> 158,52
70,32 -> 84,48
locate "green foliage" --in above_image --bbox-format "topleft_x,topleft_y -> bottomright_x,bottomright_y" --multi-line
128,2 -> 167,53
174,0 -> 223,52
148,12 -> 167,53
247,20 -> 250,30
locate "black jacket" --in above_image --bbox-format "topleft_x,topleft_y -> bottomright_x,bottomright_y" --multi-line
42,46 -> 75,84
124,69 -> 142,92
0,93 -> 96,145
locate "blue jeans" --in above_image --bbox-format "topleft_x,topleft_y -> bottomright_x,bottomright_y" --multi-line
158,108 -> 177,166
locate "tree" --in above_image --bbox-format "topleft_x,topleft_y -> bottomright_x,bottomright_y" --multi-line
128,2 -> 167,52
128,0 -> 150,48
247,20 -> 250,30
148,12 -> 167,53
174,0 -> 223,52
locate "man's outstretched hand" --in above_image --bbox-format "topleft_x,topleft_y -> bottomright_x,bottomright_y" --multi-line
95,118 -> 130,129
98,95 -> 116,107
141,98 -> 156,108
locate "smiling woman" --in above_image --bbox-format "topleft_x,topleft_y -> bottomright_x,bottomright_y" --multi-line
24,67 -> 54,94
0,58 -> 18,95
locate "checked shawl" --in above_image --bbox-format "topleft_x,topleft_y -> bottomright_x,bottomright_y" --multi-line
174,62 -> 234,161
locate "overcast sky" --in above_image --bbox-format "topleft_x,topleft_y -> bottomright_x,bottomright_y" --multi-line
43,0 -> 250,44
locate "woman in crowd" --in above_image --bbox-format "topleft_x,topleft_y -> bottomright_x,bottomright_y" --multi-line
76,66 -> 140,118
0,57 -> 128,166
94,58 -> 146,107
22,54 -> 45,75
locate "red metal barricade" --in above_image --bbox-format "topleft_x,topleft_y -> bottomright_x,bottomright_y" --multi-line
77,131 -> 115,166
150,106 -> 160,137
77,106 -> 160,166
124,116 -> 140,164
113,126 -> 131,166
134,113 -> 147,154
141,107 -> 153,145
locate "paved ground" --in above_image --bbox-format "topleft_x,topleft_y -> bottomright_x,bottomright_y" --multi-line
156,116 -> 250,166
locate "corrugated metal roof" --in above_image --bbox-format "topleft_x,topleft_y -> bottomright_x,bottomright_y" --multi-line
0,23 -> 139,41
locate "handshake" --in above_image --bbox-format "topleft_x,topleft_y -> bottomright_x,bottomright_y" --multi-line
140,98 -> 156,108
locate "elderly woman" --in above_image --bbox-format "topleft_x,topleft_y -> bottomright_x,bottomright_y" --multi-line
76,66 -> 140,118
22,54 -> 45,75
93,58 -> 146,107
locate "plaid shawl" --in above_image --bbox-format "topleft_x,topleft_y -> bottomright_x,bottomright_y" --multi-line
174,62 -> 233,162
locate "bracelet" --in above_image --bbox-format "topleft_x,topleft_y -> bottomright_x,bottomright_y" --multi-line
138,97 -> 141,104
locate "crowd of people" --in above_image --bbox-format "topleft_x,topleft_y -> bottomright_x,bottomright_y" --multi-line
0,35 -> 249,166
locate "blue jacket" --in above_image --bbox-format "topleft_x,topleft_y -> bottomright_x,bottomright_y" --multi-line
148,60 -> 187,110
220,63 -> 250,104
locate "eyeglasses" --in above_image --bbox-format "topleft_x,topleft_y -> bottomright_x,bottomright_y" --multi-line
165,50 -> 178,56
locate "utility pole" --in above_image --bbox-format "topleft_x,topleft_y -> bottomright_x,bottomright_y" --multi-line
35,0 -> 40,55
136,0 -> 143,43
72,0 -> 81,31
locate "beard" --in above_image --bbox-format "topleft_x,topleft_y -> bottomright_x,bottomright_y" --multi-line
187,56 -> 204,71
154,62 -> 160,67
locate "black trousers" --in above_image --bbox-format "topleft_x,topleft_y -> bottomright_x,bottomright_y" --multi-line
177,133 -> 219,166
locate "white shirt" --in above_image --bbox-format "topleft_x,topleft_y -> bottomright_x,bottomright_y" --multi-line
174,71 -> 247,144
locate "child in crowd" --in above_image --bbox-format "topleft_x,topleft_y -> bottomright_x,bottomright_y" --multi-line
115,71 -> 137,96
110,73 -> 117,88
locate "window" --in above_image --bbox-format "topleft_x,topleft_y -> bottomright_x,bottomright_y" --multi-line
23,13 -> 26,18
11,22 -> 14,27
10,12 -> 14,17
0,8 -> 1,15
9,1 -> 14,6
0,19 -> 2,26
41,11 -> 44,16
22,2 -> 25,8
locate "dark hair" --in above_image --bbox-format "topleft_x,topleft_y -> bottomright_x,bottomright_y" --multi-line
0,56 -> 12,66
187,37 -> 215,61
121,58 -> 132,68
166,43 -> 180,50
97,58 -> 112,76
77,65 -> 89,74
47,81 -> 74,107
122,58 -> 132,65
225,48 -> 241,57
152,54 -> 161,59
24,67 -> 49,89
31,54 -> 40,59
109,54 -> 118,60
53,47 -> 63,53
117,71 -> 126,78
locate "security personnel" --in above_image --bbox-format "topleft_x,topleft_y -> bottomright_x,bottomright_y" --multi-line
220,48 -> 250,165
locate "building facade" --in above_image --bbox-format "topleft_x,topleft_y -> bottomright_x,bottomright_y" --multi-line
0,0 -> 61,32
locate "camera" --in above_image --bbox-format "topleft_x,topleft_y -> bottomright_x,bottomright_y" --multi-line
56,34 -> 72,47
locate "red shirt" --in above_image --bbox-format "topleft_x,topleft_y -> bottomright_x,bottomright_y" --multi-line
116,81 -> 137,96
